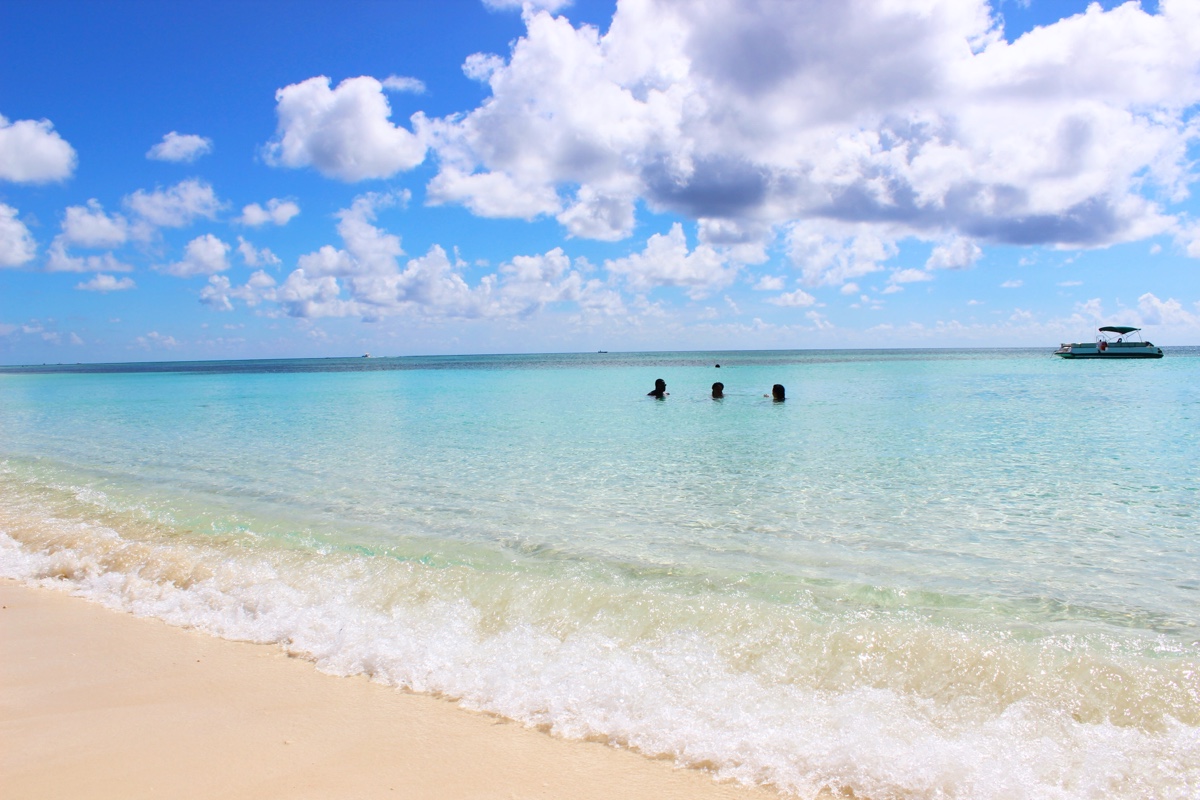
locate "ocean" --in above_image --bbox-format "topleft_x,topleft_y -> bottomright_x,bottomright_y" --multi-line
2,348 -> 1197,799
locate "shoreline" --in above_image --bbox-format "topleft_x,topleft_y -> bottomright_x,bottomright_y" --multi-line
0,579 -> 781,800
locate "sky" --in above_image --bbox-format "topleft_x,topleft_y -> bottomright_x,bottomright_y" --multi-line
1,0 -> 1199,363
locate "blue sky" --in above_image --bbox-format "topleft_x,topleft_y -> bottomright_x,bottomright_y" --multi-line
2,0 -> 1198,363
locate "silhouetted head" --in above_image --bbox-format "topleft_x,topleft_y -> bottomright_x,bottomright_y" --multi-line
648,378 -> 667,398
771,384 -> 785,401
712,382 -> 724,398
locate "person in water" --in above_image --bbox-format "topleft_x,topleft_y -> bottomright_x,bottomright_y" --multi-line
766,384 -> 785,401
648,378 -> 668,398
712,382 -> 724,399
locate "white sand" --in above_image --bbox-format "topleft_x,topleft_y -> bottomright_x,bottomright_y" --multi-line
1,579 -> 783,800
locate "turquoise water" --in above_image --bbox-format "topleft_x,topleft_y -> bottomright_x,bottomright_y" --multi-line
2,349 -> 1198,798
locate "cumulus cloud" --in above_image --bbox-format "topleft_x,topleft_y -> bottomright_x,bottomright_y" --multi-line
126,179 -> 222,229
1000,279 -> 1023,288
1137,292 -> 1196,326
146,131 -> 213,162
46,242 -> 134,273
926,236 -> 982,271
200,271 -> 277,311
238,198 -> 300,226
556,185 -> 636,240
75,274 -> 136,292
210,193 -> 620,320
158,234 -> 231,278
381,75 -> 426,93
766,288 -> 817,307
1178,222 -> 1200,259
1075,297 -> 1104,322
0,203 -> 37,267
604,223 -> 737,298
135,331 -> 179,349
483,0 -> 573,12
236,237 -> 280,267
0,114 -> 77,183
890,268 -> 934,284
265,75 -> 427,181
426,166 -> 561,219
422,0 -> 1200,261
59,200 -> 129,248
697,218 -> 772,265
787,221 -> 899,287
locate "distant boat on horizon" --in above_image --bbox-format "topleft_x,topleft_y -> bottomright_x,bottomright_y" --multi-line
1055,326 -> 1163,359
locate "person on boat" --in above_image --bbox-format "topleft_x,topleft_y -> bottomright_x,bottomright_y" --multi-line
712,382 -> 724,399
647,378 -> 668,398
766,384 -> 785,401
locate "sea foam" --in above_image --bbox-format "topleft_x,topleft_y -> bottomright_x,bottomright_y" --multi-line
3,486 -> 1197,800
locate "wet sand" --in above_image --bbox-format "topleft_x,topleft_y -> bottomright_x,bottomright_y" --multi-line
0,579 -> 781,800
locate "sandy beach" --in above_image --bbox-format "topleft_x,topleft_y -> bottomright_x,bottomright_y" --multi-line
0,579 -> 780,800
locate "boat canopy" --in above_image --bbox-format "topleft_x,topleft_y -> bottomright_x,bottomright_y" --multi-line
1099,326 -> 1140,335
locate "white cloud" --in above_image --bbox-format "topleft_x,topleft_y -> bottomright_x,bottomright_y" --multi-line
767,288 -> 817,307
126,179 -> 221,229
1000,279 -> 1023,288
1075,297 -> 1104,322
266,75 -> 427,181
236,237 -> 280,267
159,234 -> 231,278
925,236 -> 982,271
381,75 -> 426,93
0,203 -> 36,267
604,223 -> 738,298
46,242 -> 133,273
1057,280 -> 1082,287
1178,222 -> 1200,259
483,0 -> 573,12
146,131 -> 213,162
238,198 -> 300,227
0,114 -> 76,183
60,200 -> 129,248
135,331 -> 179,349
75,274 -> 136,292
753,275 -> 785,291
806,310 -> 834,330
787,221 -> 898,287
891,268 -> 934,284
697,218 -> 772,264
1137,292 -> 1196,326
200,271 -> 277,311
840,282 -> 860,295
423,0 -> 1200,257
426,166 -> 561,219
218,192 -> 619,321
556,185 -> 635,240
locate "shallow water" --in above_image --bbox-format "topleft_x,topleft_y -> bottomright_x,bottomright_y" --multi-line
2,348 -> 1198,799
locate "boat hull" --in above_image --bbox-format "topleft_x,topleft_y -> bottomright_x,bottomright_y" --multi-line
1055,344 -> 1163,359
